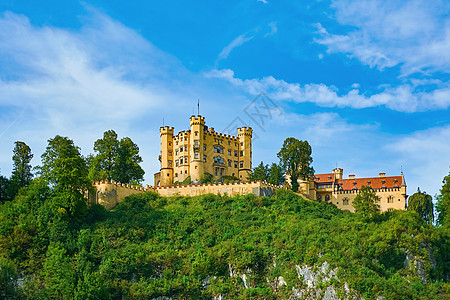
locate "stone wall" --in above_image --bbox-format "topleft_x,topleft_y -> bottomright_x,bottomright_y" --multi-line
91,180 -> 279,210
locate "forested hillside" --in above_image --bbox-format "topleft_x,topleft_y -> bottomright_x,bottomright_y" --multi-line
1,185 -> 448,299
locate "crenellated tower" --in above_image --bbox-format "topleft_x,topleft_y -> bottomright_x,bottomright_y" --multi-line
160,126 -> 174,186
237,127 -> 252,181
189,115 -> 205,182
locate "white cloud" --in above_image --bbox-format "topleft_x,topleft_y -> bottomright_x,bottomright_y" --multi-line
218,34 -> 254,61
315,0 -> 450,75
257,0 -> 268,3
205,68 -> 450,112
387,124 -> 450,197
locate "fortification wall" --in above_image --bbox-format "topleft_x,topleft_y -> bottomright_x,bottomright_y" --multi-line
90,180 -> 154,210
91,180 -> 279,210
156,180 -> 278,198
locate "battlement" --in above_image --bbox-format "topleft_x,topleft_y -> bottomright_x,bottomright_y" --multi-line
92,180 -> 151,192
160,126 -> 174,135
190,115 -> 206,126
237,127 -> 253,136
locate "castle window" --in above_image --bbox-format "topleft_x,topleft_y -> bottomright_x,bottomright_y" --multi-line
176,160 -> 179,167
343,198 -> 349,205
180,157 -> 183,164
228,159 -> 232,167
240,161 -> 243,168
325,195 -> 330,201
180,146 -> 183,152
317,195 -> 322,201
195,131 -> 198,136
185,170 -> 187,174
235,142 -> 237,146
175,173 -> 178,177
228,141 -> 231,145
240,151 -> 243,157
387,195 -> 394,203
214,168 -> 218,176
176,150 -> 179,155
185,137 -> 187,141
168,150 -> 172,156
228,149 -> 231,155
234,150 -> 238,157
241,142 -> 243,146
194,140 -> 199,146
203,155 -> 207,162
214,145 -> 223,154
168,160 -> 172,167
184,156 -> 188,163
214,156 -> 224,164
234,161 -> 238,168
169,142 -> 172,146
176,142 -> 178,145
203,144 -> 206,151
194,152 -> 199,159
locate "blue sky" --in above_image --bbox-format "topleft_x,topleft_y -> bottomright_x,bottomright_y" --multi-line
0,0 -> 449,198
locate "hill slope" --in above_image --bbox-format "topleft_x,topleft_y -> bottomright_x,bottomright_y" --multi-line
0,188 -> 449,299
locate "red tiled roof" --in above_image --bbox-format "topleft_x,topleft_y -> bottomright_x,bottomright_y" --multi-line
314,173 -> 335,182
337,176 -> 402,190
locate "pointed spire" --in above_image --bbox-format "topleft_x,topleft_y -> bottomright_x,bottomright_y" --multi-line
401,172 -> 407,187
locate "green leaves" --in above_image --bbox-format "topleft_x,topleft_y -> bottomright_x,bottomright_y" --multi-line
407,188 -> 434,224
277,138 -> 314,192
436,173 -> 450,227
353,185 -> 381,220
89,130 -> 145,184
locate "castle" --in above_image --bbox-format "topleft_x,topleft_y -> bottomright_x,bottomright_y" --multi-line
154,115 -> 252,186
299,168 -> 407,212
90,114 -> 407,212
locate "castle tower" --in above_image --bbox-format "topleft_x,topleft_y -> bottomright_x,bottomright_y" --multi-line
189,115 -> 205,182
160,126 -> 174,186
237,127 -> 252,181
333,168 -> 343,180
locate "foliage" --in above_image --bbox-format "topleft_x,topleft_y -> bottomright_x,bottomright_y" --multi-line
249,162 -> 284,186
89,130 -> 145,184
436,172 -> 450,227
0,174 -> 11,203
221,175 -> 240,183
200,172 -> 214,184
39,135 -> 92,222
248,161 -> 268,182
0,185 -> 447,299
277,138 -> 314,192
11,141 -> 34,190
408,188 -> 434,224
352,185 -> 381,220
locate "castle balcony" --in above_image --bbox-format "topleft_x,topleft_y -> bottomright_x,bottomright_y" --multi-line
213,162 -> 226,167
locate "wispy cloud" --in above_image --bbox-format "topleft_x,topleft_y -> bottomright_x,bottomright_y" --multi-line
257,0 -> 268,4
217,33 -> 254,61
315,0 -> 450,75
205,68 -> 450,112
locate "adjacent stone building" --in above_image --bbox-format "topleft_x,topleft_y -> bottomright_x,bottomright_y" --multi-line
297,168 -> 407,212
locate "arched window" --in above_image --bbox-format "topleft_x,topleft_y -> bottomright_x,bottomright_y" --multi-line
325,195 -> 330,201
387,195 -> 394,203
317,195 -> 322,201
343,197 -> 349,205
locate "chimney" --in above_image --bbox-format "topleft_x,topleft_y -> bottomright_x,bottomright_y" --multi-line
349,175 -> 355,179
379,172 -> 386,178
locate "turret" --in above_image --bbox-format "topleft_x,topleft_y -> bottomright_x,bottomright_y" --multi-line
333,168 -> 343,180
237,127 -> 252,181
160,126 -> 174,186
189,115 -> 206,182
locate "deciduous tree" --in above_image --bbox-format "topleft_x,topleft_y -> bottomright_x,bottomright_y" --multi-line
408,188 -> 434,224
436,172 -> 450,226
353,185 -> 380,220
277,138 -> 314,192
11,141 -> 34,188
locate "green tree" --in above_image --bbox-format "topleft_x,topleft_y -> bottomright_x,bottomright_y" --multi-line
353,185 -> 380,219
408,188 -> 434,224
40,135 -> 92,221
0,174 -> 11,203
200,172 -> 214,184
267,163 -> 284,186
0,257 -> 18,298
43,243 -> 76,299
436,172 -> 450,226
11,141 -> 34,188
112,137 -> 145,184
277,138 -> 314,192
248,161 -> 269,182
89,130 -> 144,184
